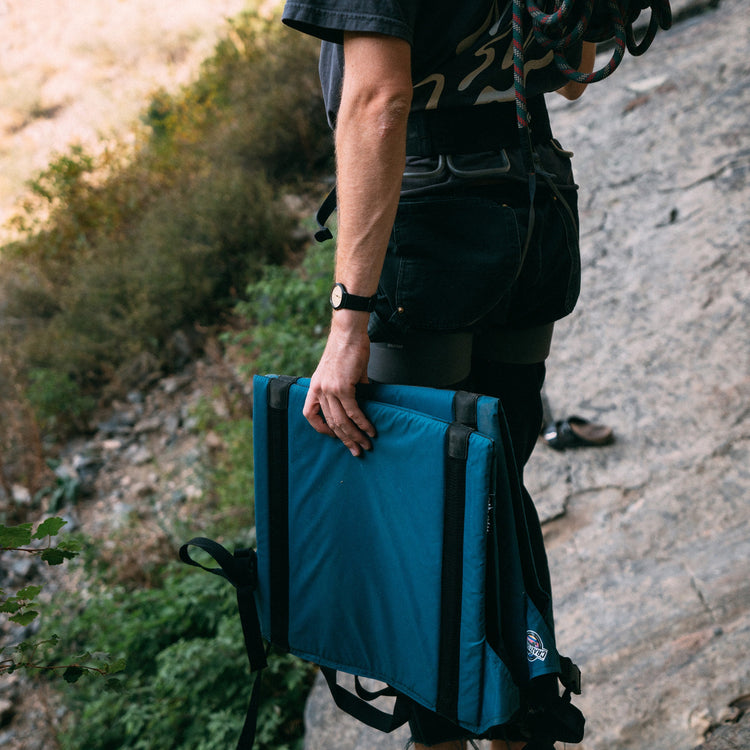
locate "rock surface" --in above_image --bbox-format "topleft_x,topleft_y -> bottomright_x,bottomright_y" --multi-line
303,2 -> 750,749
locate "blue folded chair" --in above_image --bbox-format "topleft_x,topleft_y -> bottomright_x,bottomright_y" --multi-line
181,374 -> 583,748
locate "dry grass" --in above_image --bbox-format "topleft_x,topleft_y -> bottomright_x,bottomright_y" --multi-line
0,0 -> 273,236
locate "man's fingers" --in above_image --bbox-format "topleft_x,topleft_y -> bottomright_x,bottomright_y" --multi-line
303,393 -> 335,437
341,398 -> 376,440
304,389 -> 365,455
324,396 -> 372,457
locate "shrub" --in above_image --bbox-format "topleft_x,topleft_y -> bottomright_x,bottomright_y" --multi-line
25,368 -> 97,435
0,358 -> 49,506
229,239 -> 335,377
42,565 -> 314,750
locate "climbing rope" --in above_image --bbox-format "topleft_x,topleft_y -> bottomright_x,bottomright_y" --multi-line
512,0 -> 673,131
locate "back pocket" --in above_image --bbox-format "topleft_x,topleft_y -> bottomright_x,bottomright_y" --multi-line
381,196 -> 523,331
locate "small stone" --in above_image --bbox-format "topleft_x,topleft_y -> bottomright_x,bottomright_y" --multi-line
11,556 -> 35,580
204,430 -> 224,450
134,416 -> 163,434
627,74 -> 669,94
185,485 -> 203,501
125,445 -> 153,466
164,414 -> 181,435
11,485 -> 31,505
162,374 -> 191,395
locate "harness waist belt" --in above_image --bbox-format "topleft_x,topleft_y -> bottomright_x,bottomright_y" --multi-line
406,97 -> 551,157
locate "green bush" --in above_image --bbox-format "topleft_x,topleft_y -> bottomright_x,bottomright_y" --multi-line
25,368 -> 96,434
43,566 -> 314,750
229,238 -> 335,377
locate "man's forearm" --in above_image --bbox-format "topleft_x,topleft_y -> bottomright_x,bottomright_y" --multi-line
333,33 -> 413,299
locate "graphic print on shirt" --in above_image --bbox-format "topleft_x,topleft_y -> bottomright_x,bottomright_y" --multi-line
412,0 -> 556,111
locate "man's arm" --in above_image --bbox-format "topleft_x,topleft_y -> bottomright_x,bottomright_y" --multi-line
303,32 -> 413,456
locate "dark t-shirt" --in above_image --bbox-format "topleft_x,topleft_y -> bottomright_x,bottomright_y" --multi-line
282,0 -> 570,127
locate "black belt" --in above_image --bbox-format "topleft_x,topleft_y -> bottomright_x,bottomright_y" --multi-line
405,96 -> 551,157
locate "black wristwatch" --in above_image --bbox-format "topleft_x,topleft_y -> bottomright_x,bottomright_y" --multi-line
329,282 -> 377,312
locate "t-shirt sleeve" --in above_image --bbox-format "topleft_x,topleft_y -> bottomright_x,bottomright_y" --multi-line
282,0 -> 416,45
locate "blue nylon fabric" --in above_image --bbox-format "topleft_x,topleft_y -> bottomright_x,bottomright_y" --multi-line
252,375 -> 561,732
287,388 -> 446,705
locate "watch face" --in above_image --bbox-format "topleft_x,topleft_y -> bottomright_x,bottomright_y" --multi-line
330,284 -> 344,309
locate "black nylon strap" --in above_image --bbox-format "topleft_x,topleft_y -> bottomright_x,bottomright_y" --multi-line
267,376 -> 297,650
315,187 -> 337,242
436,423 -> 472,720
497,409 -> 551,618
452,391 -> 479,430
320,667 -> 408,734
354,675 -> 398,701
179,537 -> 267,674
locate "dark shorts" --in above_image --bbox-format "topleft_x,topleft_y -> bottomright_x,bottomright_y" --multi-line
369,142 -> 581,353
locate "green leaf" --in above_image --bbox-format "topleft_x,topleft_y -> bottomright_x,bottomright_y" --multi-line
63,666 -> 85,683
58,539 -> 83,553
15,585 -> 43,601
40,548 -> 76,565
0,524 -> 33,548
1,600 -> 22,614
32,517 -> 67,540
108,657 -> 127,674
9,610 -> 39,627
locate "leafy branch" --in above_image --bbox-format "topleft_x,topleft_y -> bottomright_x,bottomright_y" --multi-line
0,517 -> 125,686
1,636 -> 126,687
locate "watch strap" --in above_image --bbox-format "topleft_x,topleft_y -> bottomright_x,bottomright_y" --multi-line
331,283 -> 377,312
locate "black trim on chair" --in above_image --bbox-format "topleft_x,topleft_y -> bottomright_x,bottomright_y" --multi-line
437,422 -> 472,719
267,376 -> 297,650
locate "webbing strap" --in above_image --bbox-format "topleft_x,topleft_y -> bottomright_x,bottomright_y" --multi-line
496,407 -> 551,618
452,391 -> 479,430
436,423 -> 472,719
315,187 -> 337,242
320,667 -> 409,733
178,537 -> 268,750
178,537 -> 267,673
267,375 -> 298,650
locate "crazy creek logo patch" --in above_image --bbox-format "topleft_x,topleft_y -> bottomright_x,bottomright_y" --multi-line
526,630 -> 549,662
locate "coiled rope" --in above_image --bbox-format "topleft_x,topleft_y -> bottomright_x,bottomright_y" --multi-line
510,0 -> 672,271
512,0 -> 673,130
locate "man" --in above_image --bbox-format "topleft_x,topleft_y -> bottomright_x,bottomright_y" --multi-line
282,2 -> 594,747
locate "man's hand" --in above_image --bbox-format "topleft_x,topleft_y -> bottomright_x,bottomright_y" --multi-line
303,310 -> 376,457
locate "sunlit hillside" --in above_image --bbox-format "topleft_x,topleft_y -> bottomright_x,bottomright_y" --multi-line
0,0 -> 271,234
